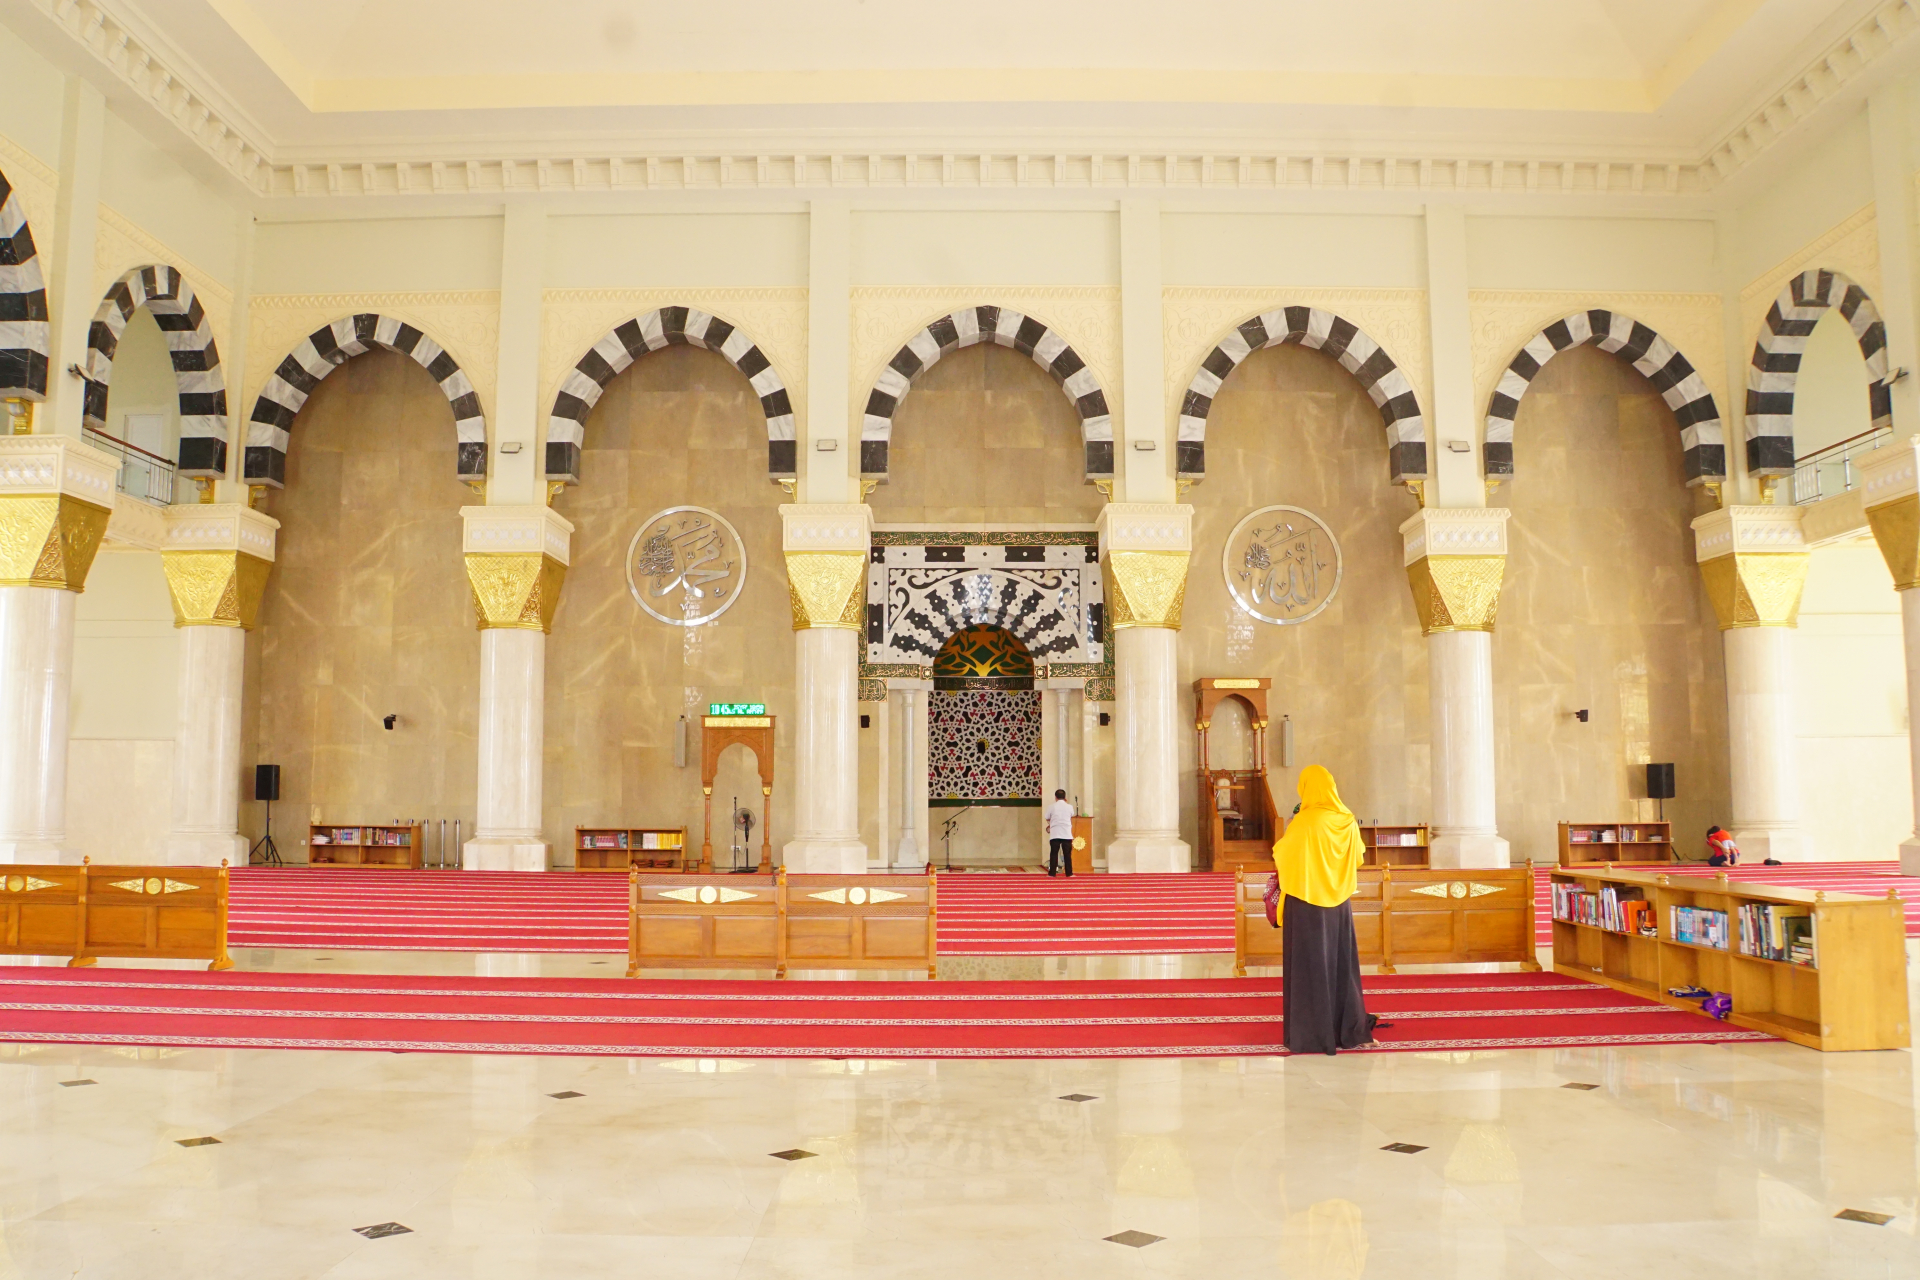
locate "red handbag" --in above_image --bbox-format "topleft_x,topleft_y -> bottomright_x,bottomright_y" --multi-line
1264,873 -> 1281,928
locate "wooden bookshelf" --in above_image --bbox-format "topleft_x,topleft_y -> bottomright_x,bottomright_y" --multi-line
1549,866 -> 1909,1052
306,824 -> 423,869
1361,823 -> 1429,867
575,827 -> 689,872
1558,820 -> 1673,865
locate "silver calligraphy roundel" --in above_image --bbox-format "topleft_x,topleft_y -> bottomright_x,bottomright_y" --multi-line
626,506 -> 748,627
1222,505 -> 1342,626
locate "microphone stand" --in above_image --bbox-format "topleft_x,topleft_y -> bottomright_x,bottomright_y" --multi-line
939,809 -> 966,871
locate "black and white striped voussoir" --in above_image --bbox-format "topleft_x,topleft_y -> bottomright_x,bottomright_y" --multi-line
1746,270 -> 1890,477
246,313 -> 484,489
1485,309 -> 1724,484
1177,307 -> 1425,484
546,306 -> 794,484
860,306 -> 1112,483
84,265 -> 227,477
0,168 -> 49,399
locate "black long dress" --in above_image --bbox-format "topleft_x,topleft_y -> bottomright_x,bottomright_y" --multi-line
1281,894 -> 1377,1054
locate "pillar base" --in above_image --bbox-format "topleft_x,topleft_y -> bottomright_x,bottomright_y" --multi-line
782,838 -> 869,874
1901,839 -> 1920,877
891,833 -> 921,869
1429,833 -> 1511,869
163,834 -> 248,867
0,839 -> 73,865
1729,826 -> 1803,864
1105,835 -> 1191,874
462,838 -> 549,872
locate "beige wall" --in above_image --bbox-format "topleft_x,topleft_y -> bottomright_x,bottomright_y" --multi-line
248,349 -> 479,859
543,344 -> 795,866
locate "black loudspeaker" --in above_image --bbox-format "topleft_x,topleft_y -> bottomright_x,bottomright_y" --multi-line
1646,763 -> 1676,801
254,764 -> 281,802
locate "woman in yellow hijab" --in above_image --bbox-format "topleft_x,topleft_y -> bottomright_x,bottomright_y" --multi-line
1272,765 -> 1379,1055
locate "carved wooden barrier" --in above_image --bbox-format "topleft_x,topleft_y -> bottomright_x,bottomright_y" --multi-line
0,860 -> 233,970
1235,863 -> 1539,976
627,868 -> 938,978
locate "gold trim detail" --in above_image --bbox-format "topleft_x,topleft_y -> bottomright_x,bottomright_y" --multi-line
464,551 -> 567,632
1211,679 -> 1261,688
1866,493 -> 1920,591
808,886 -> 906,905
1405,554 -> 1506,634
1468,883 -> 1505,897
659,885 -> 757,904
1104,550 -> 1190,629
161,551 -> 273,629
1410,882 -> 1455,898
1,874 -> 54,893
784,550 -> 866,630
108,877 -> 198,895
0,494 -> 112,591
1697,551 -> 1809,629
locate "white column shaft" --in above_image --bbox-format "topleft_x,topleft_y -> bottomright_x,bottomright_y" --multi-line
893,689 -> 921,867
784,627 -> 866,871
1899,590 -> 1920,874
1107,627 -> 1190,872
0,587 -> 75,862
165,626 -> 247,866
1723,626 -> 1803,861
464,628 -> 548,870
1427,629 -> 1510,868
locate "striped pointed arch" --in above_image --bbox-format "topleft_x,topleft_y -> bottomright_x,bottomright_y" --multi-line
1485,310 -> 1724,486
84,265 -> 228,478
1177,307 -> 1425,484
860,305 -> 1112,484
1746,270 -> 1891,477
0,167 -> 49,399
547,306 -> 793,484
246,313 -> 485,489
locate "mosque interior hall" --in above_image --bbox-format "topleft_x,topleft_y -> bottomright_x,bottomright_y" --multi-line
10,1 -> 1920,1276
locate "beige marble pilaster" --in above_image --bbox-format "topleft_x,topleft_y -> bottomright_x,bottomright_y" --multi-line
781,503 -> 871,872
1857,438 -> 1920,872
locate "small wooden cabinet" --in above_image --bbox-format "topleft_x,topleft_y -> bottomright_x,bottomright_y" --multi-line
1558,820 -> 1673,865
1361,824 -> 1429,867
575,827 -> 689,872
307,824 -> 423,869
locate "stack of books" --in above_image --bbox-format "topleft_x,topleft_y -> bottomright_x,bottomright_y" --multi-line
1736,902 -> 1817,966
1669,905 -> 1730,949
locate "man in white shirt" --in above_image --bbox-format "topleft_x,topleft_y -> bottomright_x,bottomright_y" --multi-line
1044,789 -> 1076,877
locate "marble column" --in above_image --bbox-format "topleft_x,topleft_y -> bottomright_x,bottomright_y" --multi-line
1692,505 -> 1809,863
1403,508 -> 1512,868
1099,503 -> 1193,873
1855,441 -> 1920,871
891,681 -> 928,868
460,505 -> 572,872
160,505 -> 279,865
782,503 -> 872,873
0,437 -> 116,864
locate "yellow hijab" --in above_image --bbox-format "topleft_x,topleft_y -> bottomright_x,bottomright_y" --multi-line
1272,765 -> 1364,908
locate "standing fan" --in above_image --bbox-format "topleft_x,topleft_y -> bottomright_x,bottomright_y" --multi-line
732,800 -> 757,871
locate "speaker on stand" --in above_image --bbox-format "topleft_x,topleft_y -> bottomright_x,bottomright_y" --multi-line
1646,762 -> 1675,822
250,764 -> 283,866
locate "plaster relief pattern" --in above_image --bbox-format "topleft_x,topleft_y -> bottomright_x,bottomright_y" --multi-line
1737,203 -> 1882,345
0,133 -> 58,251
93,205 -> 232,372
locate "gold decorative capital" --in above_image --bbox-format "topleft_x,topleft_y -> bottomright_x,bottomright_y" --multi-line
1697,552 -> 1809,629
1865,492 -> 1920,591
465,551 -> 567,632
1104,549 -> 1190,629
1406,555 -> 1506,634
784,550 -> 866,630
0,493 -> 112,591
162,551 -> 272,629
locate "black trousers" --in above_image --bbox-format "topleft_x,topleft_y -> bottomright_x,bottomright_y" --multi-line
1048,838 -> 1074,876
1281,895 -> 1376,1054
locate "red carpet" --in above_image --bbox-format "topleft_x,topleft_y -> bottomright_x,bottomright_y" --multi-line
0,969 -> 1771,1059
936,873 -> 1234,954
1532,860 -> 1920,946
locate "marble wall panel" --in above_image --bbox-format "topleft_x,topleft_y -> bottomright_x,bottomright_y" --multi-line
247,349 -> 478,855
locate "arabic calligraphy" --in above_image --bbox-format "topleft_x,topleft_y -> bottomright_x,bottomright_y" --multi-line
626,506 -> 749,627
1222,506 -> 1342,626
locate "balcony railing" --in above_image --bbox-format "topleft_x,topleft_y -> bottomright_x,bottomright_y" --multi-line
83,427 -> 175,506
1791,425 -> 1891,505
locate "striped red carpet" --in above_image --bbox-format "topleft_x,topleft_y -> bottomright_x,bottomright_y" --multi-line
0,969 -> 1772,1059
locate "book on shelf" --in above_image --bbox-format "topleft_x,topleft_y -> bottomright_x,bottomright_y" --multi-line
311,835 -> 330,845
332,828 -> 360,844
1736,902 -> 1817,966
1569,830 -> 1591,843
1669,905 -> 1730,949
1552,883 -> 1651,933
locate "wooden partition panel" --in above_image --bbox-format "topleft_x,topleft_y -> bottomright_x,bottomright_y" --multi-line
0,862 -> 231,970
786,872 -> 937,976
626,872 -> 782,975
625,869 -> 938,977
1235,864 -> 1539,976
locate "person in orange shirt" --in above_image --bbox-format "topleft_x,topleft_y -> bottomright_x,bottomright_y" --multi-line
1705,826 -> 1740,867
1271,765 -> 1381,1055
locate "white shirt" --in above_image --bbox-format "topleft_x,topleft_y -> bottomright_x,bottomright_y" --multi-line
1045,800 -> 1075,839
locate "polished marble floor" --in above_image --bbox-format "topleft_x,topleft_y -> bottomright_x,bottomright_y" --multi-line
1,946 -> 1917,1278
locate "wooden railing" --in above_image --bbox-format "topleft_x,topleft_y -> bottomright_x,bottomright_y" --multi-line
0,859 -> 232,970
1234,862 -> 1539,976
628,867 -> 937,978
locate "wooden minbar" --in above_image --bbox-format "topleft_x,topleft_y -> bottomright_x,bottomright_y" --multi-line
1194,677 -> 1280,874
701,711 -> 775,873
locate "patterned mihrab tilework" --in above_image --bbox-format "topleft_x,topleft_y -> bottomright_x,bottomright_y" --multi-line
928,688 -> 1043,805
867,537 -> 1105,668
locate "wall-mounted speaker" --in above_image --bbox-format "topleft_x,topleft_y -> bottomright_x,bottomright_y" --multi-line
254,764 -> 281,802
1646,762 -> 1675,800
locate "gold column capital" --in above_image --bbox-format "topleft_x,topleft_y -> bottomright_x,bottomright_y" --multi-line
465,551 -> 567,632
1104,549 -> 1191,630
162,550 -> 273,629
784,550 -> 866,630
1865,492 -> 1920,591
1697,552 -> 1809,629
1405,554 -> 1506,634
0,493 -> 113,591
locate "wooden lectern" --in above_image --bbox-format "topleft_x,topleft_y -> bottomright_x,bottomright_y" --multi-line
1194,677 -> 1280,874
700,712 -> 775,873
1070,815 -> 1093,873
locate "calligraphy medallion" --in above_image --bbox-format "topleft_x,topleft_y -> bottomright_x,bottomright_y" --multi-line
626,506 -> 748,626
1222,505 -> 1342,625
